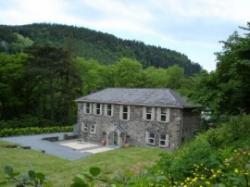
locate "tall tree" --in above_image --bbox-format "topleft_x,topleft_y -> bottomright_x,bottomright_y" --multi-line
25,46 -> 82,124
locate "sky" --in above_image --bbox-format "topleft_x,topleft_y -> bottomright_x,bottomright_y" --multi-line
0,0 -> 250,71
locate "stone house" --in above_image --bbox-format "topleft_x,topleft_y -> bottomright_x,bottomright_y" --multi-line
75,88 -> 200,149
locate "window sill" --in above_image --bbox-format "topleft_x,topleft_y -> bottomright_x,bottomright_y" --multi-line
157,120 -> 170,123
147,143 -> 155,146
104,115 -> 113,117
120,119 -> 130,121
144,119 -> 154,122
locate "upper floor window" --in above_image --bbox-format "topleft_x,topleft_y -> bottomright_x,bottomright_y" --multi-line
80,104 -> 84,111
85,103 -> 91,114
144,107 -> 154,121
120,105 -> 130,120
105,104 -> 113,116
157,108 -> 170,122
159,134 -> 169,148
94,103 -> 102,115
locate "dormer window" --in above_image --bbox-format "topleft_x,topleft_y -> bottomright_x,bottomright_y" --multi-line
120,105 -> 130,120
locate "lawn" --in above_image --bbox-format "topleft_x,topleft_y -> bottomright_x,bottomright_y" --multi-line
0,141 -> 164,187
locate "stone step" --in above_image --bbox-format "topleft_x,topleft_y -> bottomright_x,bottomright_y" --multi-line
78,145 -> 103,151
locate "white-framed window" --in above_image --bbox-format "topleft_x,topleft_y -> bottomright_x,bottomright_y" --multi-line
90,124 -> 96,134
146,131 -> 155,145
104,104 -> 113,116
157,108 -> 170,122
81,122 -> 88,132
143,107 -> 154,121
79,103 -> 84,111
120,105 -> 130,120
159,134 -> 170,148
94,103 -> 102,115
84,103 -> 91,114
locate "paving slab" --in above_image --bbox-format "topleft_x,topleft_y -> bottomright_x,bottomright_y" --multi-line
57,140 -> 98,150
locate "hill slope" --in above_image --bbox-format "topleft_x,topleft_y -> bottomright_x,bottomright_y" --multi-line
0,23 -> 201,75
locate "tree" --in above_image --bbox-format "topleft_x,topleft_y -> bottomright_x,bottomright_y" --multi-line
25,46 -> 82,124
188,23 -> 250,116
0,53 -> 28,119
112,58 -> 143,87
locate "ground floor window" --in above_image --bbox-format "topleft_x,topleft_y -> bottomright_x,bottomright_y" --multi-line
146,132 -> 155,145
90,124 -> 96,134
81,122 -> 88,132
159,134 -> 169,148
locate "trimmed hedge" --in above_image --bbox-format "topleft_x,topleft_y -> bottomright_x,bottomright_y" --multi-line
0,126 -> 73,137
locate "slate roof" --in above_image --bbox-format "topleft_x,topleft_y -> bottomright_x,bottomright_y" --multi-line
75,88 -> 199,108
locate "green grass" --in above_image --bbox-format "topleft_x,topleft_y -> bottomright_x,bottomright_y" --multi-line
0,141 -> 163,187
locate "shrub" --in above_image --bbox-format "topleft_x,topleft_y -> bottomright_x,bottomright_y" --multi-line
1,165 -> 51,187
0,126 -> 73,137
175,148 -> 250,187
153,115 -> 250,184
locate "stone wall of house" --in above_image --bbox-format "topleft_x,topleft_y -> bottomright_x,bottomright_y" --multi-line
76,103 -> 186,149
181,108 -> 201,142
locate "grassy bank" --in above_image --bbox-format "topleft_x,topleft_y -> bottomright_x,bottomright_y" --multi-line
0,141 -> 163,186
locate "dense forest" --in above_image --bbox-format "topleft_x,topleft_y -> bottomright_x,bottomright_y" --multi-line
0,22 -> 249,128
0,23 -> 201,75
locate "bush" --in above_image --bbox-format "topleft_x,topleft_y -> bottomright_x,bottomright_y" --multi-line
0,126 -> 73,137
1,165 -> 51,187
153,115 -> 250,184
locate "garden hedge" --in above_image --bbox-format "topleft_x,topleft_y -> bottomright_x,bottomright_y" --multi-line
0,126 -> 73,137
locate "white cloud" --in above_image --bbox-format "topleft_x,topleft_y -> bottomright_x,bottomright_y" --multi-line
153,0 -> 250,23
80,0 -> 153,23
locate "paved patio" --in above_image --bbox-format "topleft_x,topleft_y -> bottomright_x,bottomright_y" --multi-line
1,133 -> 115,160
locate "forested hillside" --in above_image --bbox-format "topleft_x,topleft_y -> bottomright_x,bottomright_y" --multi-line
1,22 -> 249,129
0,23 -> 201,75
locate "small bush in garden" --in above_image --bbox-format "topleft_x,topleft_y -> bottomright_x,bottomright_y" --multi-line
1,165 -> 51,187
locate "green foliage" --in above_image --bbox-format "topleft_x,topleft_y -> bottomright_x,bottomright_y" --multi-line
0,23 -> 201,75
0,53 -> 28,119
0,45 -> 82,126
2,165 -> 50,187
71,167 -> 106,187
0,126 -> 72,137
75,57 -> 186,94
174,148 -> 250,187
112,58 -> 143,87
187,23 -> 250,116
10,33 -> 34,53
